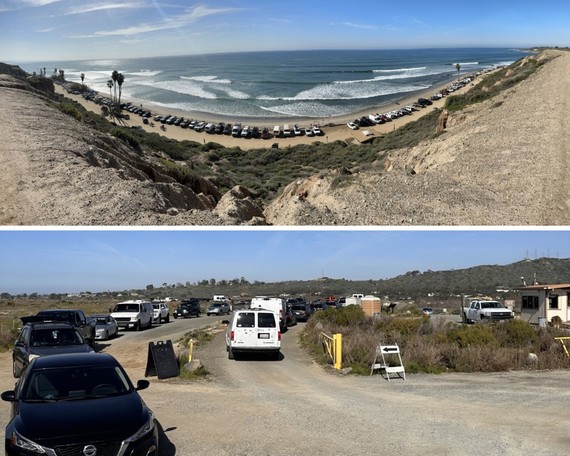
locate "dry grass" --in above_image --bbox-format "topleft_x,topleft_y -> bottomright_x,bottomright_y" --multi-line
301,306 -> 570,374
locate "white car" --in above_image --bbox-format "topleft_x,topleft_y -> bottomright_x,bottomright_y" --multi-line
347,122 -> 359,130
152,302 -> 170,323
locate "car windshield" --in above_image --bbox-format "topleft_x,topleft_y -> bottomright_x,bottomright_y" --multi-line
292,305 -> 307,311
95,317 -> 108,324
481,302 -> 503,309
23,365 -> 131,402
30,328 -> 83,346
113,304 -> 139,312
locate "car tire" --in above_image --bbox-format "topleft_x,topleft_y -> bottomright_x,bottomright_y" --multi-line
228,347 -> 235,360
135,320 -> 141,331
207,313 -> 210,317
13,360 -> 20,378
165,314 -> 170,323
173,314 -> 178,319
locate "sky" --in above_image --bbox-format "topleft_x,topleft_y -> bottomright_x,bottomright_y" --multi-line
1,0 -> 569,62
0,229 -> 569,294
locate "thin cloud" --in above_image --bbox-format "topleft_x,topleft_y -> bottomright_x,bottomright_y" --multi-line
342,22 -> 378,31
91,5 -> 242,37
64,3 -> 146,15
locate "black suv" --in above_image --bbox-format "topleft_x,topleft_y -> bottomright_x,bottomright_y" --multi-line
12,320 -> 93,378
173,300 -> 201,319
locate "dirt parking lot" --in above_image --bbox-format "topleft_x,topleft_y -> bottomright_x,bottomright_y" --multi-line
2,319 -> 570,455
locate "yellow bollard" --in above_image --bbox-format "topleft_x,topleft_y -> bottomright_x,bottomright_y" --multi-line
333,333 -> 342,370
188,339 -> 194,363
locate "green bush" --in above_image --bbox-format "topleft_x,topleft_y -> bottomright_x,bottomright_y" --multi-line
58,102 -> 82,121
443,325 -> 499,348
110,127 -> 141,152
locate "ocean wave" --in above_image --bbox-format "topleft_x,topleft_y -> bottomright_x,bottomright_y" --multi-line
180,75 -> 232,84
129,70 -> 162,77
134,78 -> 250,100
451,62 -> 479,66
258,82 -> 429,102
373,66 -> 427,73
335,70 -> 445,84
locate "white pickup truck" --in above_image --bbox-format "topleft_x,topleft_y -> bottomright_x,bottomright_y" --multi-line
462,300 -> 514,323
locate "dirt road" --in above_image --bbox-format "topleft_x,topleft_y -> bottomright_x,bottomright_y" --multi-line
1,319 -> 570,455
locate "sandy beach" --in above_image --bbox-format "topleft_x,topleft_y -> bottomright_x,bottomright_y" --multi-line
55,73 -> 485,150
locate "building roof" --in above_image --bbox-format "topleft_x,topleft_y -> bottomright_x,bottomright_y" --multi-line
518,284 -> 570,291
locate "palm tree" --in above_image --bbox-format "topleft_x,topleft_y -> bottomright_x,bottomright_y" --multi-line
116,72 -> 125,108
455,63 -> 461,81
107,80 -> 114,121
111,70 -> 119,106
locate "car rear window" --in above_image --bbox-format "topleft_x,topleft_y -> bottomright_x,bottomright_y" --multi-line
236,312 -> 255,328
258,313 -> 276,328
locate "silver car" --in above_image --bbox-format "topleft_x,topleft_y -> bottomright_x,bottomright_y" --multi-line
206,302 -> 231,316
91,315 -> 119,340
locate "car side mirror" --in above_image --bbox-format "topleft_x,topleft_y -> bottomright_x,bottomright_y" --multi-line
1,391 -> 16,402
136,380 -> 150,391
222,319 -> 230,325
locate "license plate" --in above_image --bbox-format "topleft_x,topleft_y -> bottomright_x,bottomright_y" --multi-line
258,333 -> 269,339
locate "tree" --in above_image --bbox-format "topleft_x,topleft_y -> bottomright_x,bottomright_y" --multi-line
116,72 -> 124,108
455,63 -> 461,80
111,70 -> 119,107
146,284 -> 154,291
107,79 -> 114,107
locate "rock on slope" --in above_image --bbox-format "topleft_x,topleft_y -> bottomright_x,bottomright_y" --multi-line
265,50 -> 570,226
0,75 -> 264,225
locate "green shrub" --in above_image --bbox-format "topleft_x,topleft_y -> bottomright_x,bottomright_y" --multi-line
444,325 -> 499,348
497,319 -> 538,347
58,102 -> 82,121
110,127 -> 141,152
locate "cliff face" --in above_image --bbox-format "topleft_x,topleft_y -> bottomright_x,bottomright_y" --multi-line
265,50 -> 570,226
2,50 -> 569,227
0,74 -> 264,226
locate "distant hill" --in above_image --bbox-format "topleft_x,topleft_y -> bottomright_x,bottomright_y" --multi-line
137,257 -> 570,303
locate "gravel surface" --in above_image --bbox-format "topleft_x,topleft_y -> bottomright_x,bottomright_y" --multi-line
4,319 -> 566,455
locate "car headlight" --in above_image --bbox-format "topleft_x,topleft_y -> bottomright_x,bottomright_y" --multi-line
10,429 -> 54,455
28,354 -> 41,362
125,413 -> 155,443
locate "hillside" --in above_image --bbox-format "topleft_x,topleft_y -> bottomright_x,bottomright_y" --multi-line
82,257 -> 570,303
1,50 -> 569,225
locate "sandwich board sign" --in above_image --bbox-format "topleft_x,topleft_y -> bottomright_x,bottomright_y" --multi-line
370,344 -> 406,381
145,340 -> 179,379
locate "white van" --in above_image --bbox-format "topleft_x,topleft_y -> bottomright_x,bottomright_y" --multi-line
213,295 -> 228,302
110,300 -> 153,331
250,296 -> 287,331
226,308 -> 281,360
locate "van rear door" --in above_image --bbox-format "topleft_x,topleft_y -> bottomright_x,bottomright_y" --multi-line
256,312 -> 280,348
232,312 -> 258,348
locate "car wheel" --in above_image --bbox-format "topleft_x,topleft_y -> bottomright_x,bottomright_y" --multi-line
207,313 -> 210,316
135,320 -> 141,331
228,347 -> 235,360
13,360 -> 20,378
173,314 -> 178,319
165,314 -> 170,323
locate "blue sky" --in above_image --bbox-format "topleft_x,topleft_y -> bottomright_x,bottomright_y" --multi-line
1,0 -> 568,62
0,230 -> 569,293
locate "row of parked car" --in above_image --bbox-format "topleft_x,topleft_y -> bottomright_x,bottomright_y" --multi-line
5,303 -> 159,455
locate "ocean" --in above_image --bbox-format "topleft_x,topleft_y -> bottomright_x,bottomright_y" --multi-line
21,48 -> 531,120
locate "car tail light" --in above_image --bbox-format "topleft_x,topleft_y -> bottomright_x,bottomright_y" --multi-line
230,331 -> 234,341
278,331 -> 281,341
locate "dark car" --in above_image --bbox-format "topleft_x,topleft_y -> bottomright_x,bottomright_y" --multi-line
34,309 -> 96,346
291,303 -> 313,322
12,321 -> 93,378
173,301 -> 201,319
2,353 -> 158,456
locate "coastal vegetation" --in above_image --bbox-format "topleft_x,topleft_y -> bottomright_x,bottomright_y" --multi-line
301,305 -> 569,374
445,55 -> 548,112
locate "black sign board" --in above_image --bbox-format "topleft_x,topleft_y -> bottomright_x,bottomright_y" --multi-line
145,340 -> 179,379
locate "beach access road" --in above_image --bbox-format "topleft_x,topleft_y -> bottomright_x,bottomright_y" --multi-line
2,318 -> 569,455
54,74 -> 481,152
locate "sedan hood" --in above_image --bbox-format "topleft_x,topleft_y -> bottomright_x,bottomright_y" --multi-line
15,394 -> 150,446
